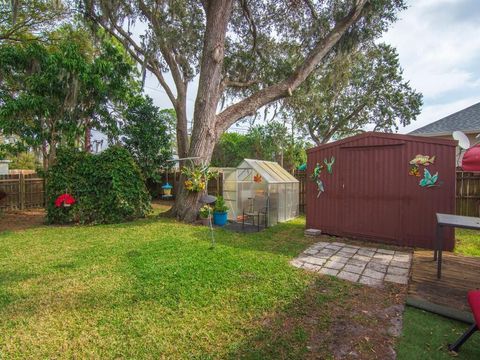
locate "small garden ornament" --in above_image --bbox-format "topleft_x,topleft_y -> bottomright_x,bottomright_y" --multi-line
409,154 -> 435,166
419,168 -> 439,187
323,156 -> 335,174
311,163 -> 325,198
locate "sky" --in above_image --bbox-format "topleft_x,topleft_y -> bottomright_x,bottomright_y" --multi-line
382,0 -> 480,133
137,0 -> 480,137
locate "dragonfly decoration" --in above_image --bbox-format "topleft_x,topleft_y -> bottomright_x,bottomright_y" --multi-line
323,156 -> 335,174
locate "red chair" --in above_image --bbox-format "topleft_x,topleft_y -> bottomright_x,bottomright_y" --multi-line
449,290 -> 480,352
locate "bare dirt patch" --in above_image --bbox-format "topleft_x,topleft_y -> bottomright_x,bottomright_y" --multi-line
0,208 -> 46,233
231,275 -> 407,359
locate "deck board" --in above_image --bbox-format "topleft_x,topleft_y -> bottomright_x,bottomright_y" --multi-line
408,250 -> 480,312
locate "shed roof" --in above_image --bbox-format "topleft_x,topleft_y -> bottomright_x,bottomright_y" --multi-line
307,132 -> 456,153
238,159 -> 298,183
409,101 -> 480,136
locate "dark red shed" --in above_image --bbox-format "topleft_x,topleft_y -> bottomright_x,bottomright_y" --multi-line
306,132 -> 456,250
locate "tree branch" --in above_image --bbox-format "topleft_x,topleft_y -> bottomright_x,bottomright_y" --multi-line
215,0 -> 369,133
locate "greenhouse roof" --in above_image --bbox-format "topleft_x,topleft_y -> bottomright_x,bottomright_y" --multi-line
239,159 -> 299,184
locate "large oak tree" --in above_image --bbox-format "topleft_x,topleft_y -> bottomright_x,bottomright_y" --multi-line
82,0 -> 407,221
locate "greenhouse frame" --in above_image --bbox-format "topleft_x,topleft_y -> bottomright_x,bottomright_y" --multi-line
222,159 -> 299,227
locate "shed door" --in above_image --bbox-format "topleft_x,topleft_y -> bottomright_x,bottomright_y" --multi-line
339,144 -> 404,243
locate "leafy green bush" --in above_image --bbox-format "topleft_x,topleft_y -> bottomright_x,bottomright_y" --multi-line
46,146 -> 151,224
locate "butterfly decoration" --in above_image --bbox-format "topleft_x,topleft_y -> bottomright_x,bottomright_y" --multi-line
253,173 -> 262,183
419,168 -> 439,187
409,164 -> 420,177
323,156 -> 335,174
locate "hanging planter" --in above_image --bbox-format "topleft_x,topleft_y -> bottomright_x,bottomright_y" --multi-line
55,193 -> 76,208
181,164 -> 217,192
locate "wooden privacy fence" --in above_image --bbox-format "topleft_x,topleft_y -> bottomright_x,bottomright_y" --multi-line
294,170 -> 480,217
293,170 -> 306,214
0,173 -> 45,210
456,172 -> 480,217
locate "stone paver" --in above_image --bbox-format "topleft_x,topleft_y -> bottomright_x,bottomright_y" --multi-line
291,241 -> 412,287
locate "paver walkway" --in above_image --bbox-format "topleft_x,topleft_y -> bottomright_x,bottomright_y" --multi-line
291,241 -> 412,287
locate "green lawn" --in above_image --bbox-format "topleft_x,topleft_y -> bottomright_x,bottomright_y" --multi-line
1,213 -> 358,358
455,228 -> 480,256
397,307 -> 480,359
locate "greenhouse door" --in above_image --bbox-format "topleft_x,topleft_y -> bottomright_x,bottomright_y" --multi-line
339,144 -> 404,243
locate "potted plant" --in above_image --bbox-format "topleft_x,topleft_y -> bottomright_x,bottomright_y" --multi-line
213,196 -> 229,226
199,204 -> 212,226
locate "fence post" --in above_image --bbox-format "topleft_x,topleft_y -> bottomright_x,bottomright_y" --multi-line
19,173 -> 25,210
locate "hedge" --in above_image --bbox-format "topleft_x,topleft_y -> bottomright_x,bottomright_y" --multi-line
46,146 -> 151,224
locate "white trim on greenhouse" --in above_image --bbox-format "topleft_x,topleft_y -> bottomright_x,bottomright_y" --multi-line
221,159 -> 299,227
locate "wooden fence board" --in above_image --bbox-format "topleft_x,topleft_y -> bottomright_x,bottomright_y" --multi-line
0,173 -> 44,210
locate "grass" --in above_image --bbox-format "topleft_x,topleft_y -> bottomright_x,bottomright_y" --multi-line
1,211 -> 356,358
397,307 -> 480,359
455,228 -> 480,256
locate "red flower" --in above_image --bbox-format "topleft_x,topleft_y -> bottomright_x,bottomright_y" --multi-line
55,193 -> 76,207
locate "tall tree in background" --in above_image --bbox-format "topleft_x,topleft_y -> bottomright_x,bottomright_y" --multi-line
0,26 -> 137,170
0,0 -> 70,43
82,0 -> 406,221
287,43 -> 422,145
121,96 -> 174,183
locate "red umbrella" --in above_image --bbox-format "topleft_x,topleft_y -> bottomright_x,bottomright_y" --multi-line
462,144 -> 480,172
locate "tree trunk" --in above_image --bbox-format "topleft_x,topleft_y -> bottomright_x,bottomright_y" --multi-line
171,0 -> 233,222
175,93 -> 189,159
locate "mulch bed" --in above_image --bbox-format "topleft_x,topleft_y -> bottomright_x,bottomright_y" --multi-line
0,208 -> 45,233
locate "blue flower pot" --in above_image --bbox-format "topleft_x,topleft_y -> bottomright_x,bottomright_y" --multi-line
213,211 -> 228,226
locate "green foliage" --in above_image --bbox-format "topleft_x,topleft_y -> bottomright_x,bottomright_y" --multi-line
210,132 -> 254,168
7,152 -> 38,170
121,96 -> 173,182
0,25 -> 139,170
198,204 -> 212,219
211,124 -> 309,172
46,146 -> 151,224
213,196 -> 229,213
287,43 -> 422,145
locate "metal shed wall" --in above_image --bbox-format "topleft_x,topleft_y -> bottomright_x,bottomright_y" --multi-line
306,132 -> 456,250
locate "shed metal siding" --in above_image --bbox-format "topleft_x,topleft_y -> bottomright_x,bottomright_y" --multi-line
306,132 -> 456,250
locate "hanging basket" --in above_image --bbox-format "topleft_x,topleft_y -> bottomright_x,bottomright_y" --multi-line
55,193 -> 76,208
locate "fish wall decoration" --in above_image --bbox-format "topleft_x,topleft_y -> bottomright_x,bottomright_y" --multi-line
409,154 -> 435,166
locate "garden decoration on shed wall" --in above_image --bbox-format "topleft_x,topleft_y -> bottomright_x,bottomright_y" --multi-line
311,163 -> 325,198
323,156 -> 335,174
408,164 -> 420,177
409,154 -> 435,166
419,168 -> 439,187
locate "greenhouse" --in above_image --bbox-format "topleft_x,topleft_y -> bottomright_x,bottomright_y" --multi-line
222,159 -> 299,227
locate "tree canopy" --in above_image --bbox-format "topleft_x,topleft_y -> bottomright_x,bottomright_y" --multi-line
121,96 -> 174,182
286,43 -> 422,145
0,25 -> 138,170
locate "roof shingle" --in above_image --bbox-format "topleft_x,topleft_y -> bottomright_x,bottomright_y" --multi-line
409,101 -> 480,135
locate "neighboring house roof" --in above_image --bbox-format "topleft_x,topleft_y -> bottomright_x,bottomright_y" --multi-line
409,101 -> 480,136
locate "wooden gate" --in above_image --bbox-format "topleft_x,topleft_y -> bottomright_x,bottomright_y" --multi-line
0,173 -> 44,210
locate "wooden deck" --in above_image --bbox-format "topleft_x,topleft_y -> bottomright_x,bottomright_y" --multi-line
408,250 -> 480,312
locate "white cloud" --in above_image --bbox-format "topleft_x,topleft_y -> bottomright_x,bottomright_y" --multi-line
382,0 -> 480,131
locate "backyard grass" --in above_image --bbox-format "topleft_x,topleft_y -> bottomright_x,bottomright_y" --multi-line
397,307 -> 480,359
0,211 -> 355,359
455,228 -> 480,256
